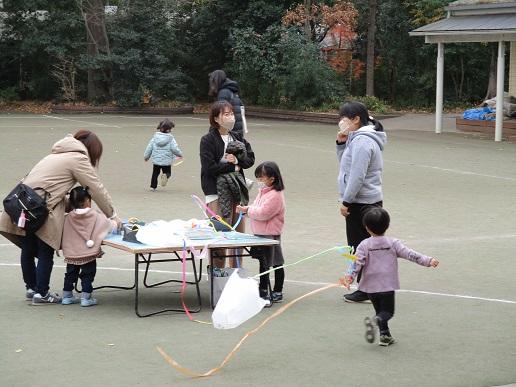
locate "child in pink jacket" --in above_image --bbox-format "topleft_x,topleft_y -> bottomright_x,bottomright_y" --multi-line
61,186 -> 116,307
340,207 -> 439,346
237,161 -> 286,303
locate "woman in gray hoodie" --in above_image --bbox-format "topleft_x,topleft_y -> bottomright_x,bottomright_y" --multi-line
336,101 -> 387,303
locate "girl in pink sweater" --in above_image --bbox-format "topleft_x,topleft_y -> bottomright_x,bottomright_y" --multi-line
237,161 -> 286,303
61,186 -> 115,307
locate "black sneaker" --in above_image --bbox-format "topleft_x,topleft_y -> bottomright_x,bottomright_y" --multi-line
271,292 -> 283,303
379,335 -> 396,346
343,290 -> 370,303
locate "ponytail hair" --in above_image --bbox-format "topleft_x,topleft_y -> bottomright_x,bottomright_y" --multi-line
69,186 -> 92,210
157,118 -> 175,133
339,101 -> 384,132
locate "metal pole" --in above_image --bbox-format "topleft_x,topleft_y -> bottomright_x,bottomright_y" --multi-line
436,42 -> 444,134
495,41 -> 505,142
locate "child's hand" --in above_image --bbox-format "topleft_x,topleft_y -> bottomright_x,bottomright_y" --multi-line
144,158 -> 149,162
236,205 -> 248,214
429,258 -> 439,267
339,275 -> 353,289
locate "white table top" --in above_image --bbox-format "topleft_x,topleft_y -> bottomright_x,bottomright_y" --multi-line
103,232 -> 279,254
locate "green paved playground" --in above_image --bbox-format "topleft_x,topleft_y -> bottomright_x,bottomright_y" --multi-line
0,113 -> 515,386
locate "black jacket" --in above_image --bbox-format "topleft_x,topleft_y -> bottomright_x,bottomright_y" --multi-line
200,127 -> 255,196
217,79 -> 243,136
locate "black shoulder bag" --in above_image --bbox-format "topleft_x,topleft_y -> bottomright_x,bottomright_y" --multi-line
3,183 -> 51,233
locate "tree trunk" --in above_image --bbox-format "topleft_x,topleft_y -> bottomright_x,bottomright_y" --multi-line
79,0 -> 112,101
389,59 -> 396,102
485,46 -> 497,100
303,0 -> 312,42
366,0 -> 377,96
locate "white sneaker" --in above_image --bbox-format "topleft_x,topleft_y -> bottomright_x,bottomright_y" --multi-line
160,174 -> 169,187
25,288 -> 36,300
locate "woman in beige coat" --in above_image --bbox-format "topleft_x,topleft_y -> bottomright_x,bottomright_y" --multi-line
0,130 -> 120,305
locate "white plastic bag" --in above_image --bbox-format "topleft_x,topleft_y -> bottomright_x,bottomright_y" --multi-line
241,105 -> 249,134
212,269 -> 266,329
135,220 -> 184,246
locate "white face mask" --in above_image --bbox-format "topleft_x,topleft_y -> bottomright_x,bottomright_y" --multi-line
221,116 -> 235,131
338,119 -> 349,133
257,181 -> 266,189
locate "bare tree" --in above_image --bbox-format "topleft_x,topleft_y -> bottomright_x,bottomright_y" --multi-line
366,0 -> 377,96
485,46 -> 497,100
77,0 -> 112,101
51,56 -> 77,102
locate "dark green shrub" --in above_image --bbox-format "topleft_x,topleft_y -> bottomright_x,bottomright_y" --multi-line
0,87 -> 19,102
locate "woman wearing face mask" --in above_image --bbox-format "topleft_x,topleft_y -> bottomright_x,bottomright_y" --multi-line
336,101 -> 387,303
200,101 -> 255,268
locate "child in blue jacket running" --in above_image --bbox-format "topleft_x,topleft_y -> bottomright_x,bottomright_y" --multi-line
144,119 -> 183,190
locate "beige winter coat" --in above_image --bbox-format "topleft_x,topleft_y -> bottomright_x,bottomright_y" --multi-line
0,135 -> 115,250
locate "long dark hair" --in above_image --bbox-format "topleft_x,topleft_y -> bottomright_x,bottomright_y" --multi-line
254,161 -> 285,191
208,69 -> 226,97
69,186 -> 92,210
339,101 -> 384,132
74,129 -> 103,167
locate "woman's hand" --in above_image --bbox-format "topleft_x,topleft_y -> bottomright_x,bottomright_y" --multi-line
337,129 -> 349,143
340,204 -> 350,217
224,154 -> 237,164
236,205 -> 248,214
429,258 -> 439,267
112,216 -> 122,230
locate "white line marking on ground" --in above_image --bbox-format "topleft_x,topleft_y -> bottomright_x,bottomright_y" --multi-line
106,116 -> 207,121
397,289 -> 516,304
42,115 -> 121,128
0,263 -> 514,305
407,233 -> 516,244
386,159 -> 516,181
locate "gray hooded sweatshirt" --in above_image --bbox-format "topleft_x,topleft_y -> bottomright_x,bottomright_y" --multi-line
336,125 -> 387,205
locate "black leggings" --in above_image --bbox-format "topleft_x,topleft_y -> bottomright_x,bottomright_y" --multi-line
368,291 -> 395,336
63,260 -> 97,294
150,164 -> 171,189
259,259 -> 285,294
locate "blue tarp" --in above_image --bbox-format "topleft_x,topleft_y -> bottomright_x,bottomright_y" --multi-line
462,106 -> 495,121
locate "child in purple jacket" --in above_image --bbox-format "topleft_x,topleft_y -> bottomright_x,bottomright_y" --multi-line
340,208 -> 439,346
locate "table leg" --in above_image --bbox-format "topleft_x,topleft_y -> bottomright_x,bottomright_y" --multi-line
134,252 -> 202,317
210,250 -> 214,309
